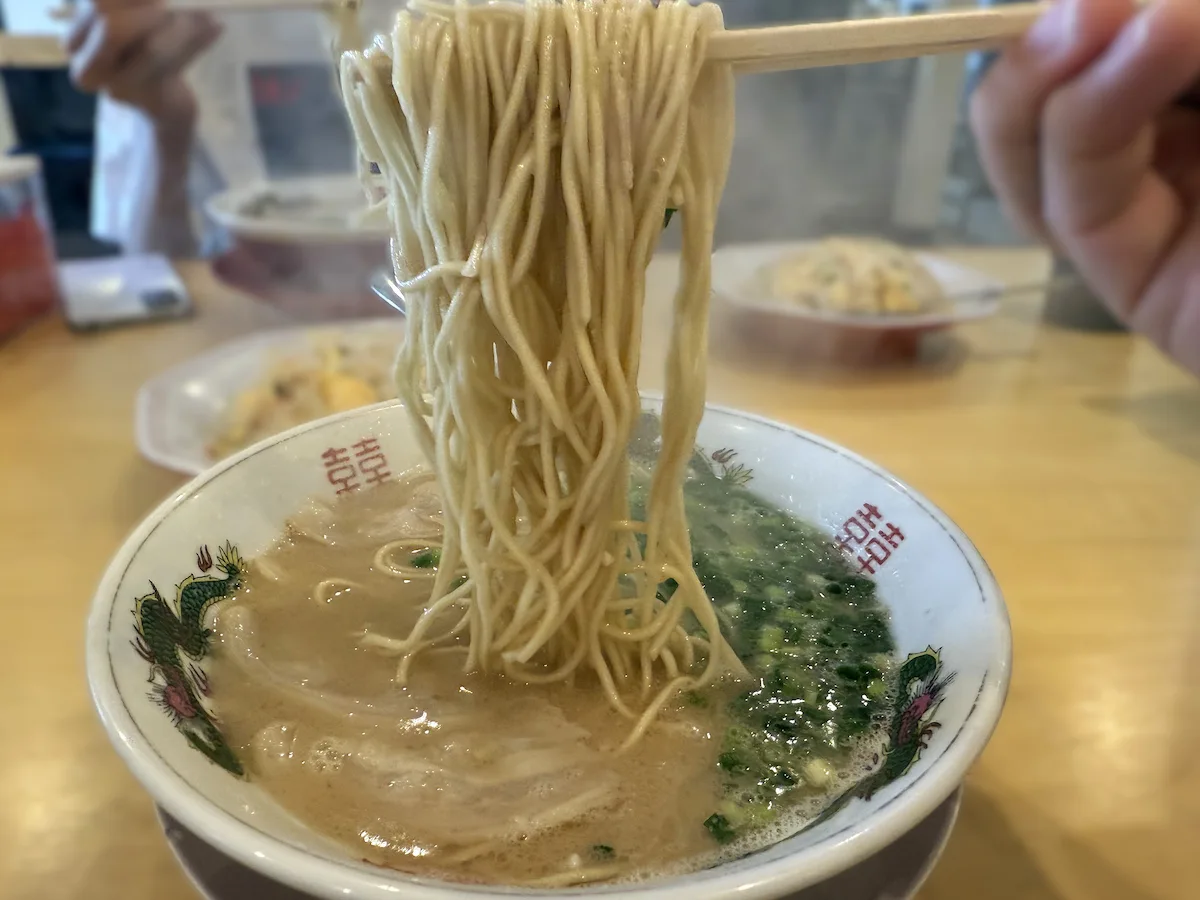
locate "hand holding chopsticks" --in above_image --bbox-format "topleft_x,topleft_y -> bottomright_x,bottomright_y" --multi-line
970,0 -> 1200,376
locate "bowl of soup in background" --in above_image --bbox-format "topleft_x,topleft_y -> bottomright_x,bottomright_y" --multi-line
87,398 -> 1010,900
207,176 -> 391,321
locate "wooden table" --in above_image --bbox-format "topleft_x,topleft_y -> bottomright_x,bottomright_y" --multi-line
1,253 -> 1198,900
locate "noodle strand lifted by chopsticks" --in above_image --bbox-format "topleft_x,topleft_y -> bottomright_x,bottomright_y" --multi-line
340,0 -> 743,745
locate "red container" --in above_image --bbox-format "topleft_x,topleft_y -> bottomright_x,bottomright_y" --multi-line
0,155 -> 61,338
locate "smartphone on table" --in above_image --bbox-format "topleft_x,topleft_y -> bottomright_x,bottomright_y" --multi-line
59,254 -> 195,332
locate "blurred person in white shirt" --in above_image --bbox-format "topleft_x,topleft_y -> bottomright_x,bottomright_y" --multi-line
67,0 -> 399,292
68,0 -> 912,263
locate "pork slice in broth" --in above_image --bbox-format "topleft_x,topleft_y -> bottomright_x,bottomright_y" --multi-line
251,694 -> 620,847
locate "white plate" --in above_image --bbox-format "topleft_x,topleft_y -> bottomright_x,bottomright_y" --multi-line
712,241 -> 1006,332
135,320 -> 405,475
206,175 -> 389,245
156,788 -> 961,900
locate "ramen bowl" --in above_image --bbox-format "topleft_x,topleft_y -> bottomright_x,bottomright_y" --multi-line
87,399 -> 1010,900
207,176 -> 391,321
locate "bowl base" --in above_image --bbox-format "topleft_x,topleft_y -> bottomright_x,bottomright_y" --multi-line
156,788 -> 962,900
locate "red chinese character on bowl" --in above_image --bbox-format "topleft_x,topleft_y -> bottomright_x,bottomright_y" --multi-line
834,503 -> 907,575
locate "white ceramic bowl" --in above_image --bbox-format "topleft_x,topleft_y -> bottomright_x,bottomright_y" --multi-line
87,399 -> 1011,900
206,175 -> 389,246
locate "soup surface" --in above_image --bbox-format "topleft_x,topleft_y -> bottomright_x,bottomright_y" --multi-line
208,432 -> 897,885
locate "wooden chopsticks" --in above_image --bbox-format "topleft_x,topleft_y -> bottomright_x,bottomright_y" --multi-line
37,1 -> 1048,76
707,4 -> 1044,75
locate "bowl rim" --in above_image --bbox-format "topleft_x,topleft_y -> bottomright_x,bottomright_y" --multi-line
87,398 -> 1011,900
205,174 -> 390,246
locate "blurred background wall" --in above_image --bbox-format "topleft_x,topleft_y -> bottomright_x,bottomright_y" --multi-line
0,0 -> 1025,260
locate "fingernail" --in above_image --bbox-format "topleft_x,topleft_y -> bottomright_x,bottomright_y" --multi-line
1120,3 -> 1153,51
1026,0 -> 1081,55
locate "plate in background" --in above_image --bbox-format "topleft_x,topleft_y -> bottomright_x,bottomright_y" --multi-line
712,241 -> 1007,333
135,319 -> 404,476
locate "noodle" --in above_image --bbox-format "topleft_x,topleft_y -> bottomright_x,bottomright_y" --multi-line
326,0 -> 367,69
372,539 -> 445,577
339,0 -> 742,742
313,578 -> 364,606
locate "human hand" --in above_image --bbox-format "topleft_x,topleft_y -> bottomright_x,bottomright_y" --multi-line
65,0 -> 222,131
970,0 -> 1200,375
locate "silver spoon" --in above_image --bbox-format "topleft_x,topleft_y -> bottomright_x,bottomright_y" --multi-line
370,267 -> 406,315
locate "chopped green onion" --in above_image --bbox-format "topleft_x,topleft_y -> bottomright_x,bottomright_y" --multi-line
632,413 -> 899,844
718,750 -> 748,773
758,625 -> 785,653
764,584 -> 788,603
703,813 -> 736,844
411,549 -> 441,569
803,758 -> 835,787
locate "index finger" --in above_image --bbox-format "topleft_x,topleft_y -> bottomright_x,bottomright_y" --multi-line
68,6 -> 166,91
969,0 -> 1138,239
1042,0 -> 1200,308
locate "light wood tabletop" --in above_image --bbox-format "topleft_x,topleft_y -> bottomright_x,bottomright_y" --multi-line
1,251 -> 1198,900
